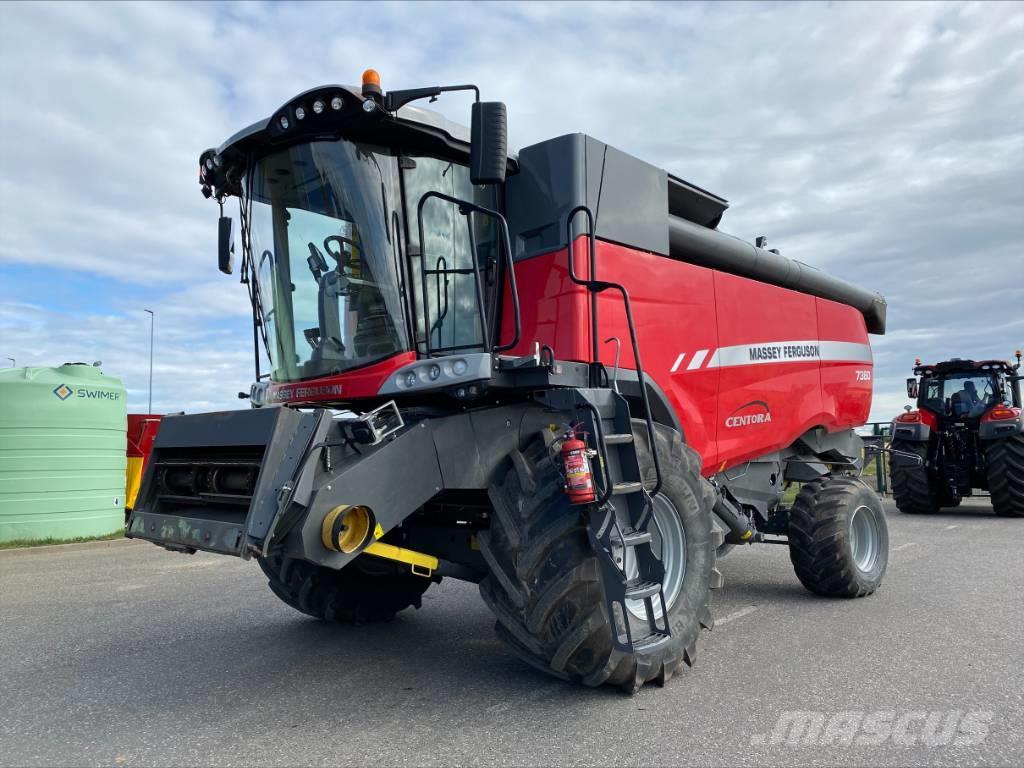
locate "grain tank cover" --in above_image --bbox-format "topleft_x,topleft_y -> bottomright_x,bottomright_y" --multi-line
0,364 -> 127,543
506,133 -> 887,334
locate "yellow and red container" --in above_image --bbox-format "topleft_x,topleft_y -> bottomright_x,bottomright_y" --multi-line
126,414 -> 162,512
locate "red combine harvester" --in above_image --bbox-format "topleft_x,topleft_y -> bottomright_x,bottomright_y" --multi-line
128,71 -> 889,691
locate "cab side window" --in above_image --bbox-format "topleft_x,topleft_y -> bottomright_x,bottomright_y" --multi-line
922,379 -> 943,414
402,157 -> 499,353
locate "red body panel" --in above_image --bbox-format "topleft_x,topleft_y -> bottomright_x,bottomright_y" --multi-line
266,352 -> 416,405
502,237 -> 874,475
271,235 -> 873,475
127,414 -> 162,465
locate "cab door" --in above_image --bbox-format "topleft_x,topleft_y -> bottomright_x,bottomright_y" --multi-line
401,156 -> 501,355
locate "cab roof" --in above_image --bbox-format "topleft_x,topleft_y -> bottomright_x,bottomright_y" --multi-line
914,359 -> 1015,376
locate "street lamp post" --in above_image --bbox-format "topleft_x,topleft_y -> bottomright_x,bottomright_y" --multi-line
5,357 -> 13,368
144,309 -> 154,413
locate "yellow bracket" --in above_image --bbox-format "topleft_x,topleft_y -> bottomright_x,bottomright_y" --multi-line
364,541 -> 438,578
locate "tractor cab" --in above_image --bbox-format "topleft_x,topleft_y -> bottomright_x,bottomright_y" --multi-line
908,357 -> 1022,426
892,352 -> 1024,515
200,72 -> 517,408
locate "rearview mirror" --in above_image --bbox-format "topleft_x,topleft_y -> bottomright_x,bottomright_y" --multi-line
219,216 -> 234,275
470,101 -> 507,185
906,378 -> 919,399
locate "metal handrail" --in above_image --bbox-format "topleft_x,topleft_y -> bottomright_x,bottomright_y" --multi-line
415,190 -> 521,356
564,206 -> 664,498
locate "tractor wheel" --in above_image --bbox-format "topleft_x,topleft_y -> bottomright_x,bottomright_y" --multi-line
890,440 -> 940,514
258,552 -> 437,623
478,421 -> 717,692
985,434 -> 1024,518
789,475 -> 889,597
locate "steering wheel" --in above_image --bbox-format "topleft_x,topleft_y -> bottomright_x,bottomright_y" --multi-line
323,235 -> 358,267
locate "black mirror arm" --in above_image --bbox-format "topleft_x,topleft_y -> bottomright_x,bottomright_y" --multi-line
385,84 -> 480,112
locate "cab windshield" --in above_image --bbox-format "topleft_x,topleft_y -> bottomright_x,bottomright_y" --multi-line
922,372 -> 1008,418
248,140 -> 408,382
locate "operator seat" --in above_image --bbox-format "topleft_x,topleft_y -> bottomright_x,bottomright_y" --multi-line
950,391 -> 971,418
352,289 -> 399,358
950,393 -> 966,417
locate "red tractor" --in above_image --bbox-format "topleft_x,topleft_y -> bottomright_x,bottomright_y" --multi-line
128,70 -> 890,692
891,354 -> 1024,516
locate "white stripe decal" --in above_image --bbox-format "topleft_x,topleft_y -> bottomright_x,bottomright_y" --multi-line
705,340 -> 872,368
672,340 -> 872,372
670,353 -> 686,373
687,349 -> 709,370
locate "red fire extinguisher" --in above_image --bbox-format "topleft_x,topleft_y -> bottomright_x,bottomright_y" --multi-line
561,427 -> 596,504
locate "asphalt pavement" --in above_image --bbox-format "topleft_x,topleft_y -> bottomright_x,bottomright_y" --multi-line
1,498 -> 1021,767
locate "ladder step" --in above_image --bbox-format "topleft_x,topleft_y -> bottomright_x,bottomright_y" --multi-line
632,631 -> 671,653
620,529 -> 653,547
604,433 -> 634,445
624,580 -> 662,600
612,481 -> 643,495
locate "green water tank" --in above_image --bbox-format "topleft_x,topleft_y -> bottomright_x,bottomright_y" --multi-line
0,363 -> 127,543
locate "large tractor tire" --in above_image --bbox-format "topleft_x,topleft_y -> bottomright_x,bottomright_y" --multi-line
890,439 -> 940,514
258,553 -> 437,623
478,422 -> 717,692
789,475 -> 888,597
985,434 -> 1024,518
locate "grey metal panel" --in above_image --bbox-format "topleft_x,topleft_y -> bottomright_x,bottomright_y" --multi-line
244,409 -> 326,544
668,215 -> 888,334
794,426 -> 864,462
584,136 -> 669,256
376,353 -> 492,396
506,134 -> 588,259
297,421 -> 444,569
152,408 -> 288,448
127,511 -> 244,556
507,134 -> 669,260
429,407 -> 531,489
667,173 -> 729,228
892,422 -> 931,442
979,416 -> 1023,440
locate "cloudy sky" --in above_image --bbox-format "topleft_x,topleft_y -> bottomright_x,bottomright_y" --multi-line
1,1 -> 1021,420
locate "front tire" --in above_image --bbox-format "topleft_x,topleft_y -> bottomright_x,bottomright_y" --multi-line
258,553 -> 437,623
890,440 -> 940,514
477,422 -> 716,691
789,475 -> 889,597
986,434 -> 1024,518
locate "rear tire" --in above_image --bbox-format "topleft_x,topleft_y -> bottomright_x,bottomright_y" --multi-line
789,475 -> 888,597
890,440 -> 940,514
258,553 -> 437,623
986,434 -> 1024,518
478,422 -> 716,692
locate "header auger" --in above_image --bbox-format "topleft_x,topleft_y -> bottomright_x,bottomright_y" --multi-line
129,69 -> 891,692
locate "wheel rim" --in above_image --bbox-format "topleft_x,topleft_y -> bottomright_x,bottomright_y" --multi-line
624,494 -> 686,621
849,504 -> 880,573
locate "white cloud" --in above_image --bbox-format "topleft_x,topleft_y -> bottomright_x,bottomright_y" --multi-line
1,0 -> 1022,424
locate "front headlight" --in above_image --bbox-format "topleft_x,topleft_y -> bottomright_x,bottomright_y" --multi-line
249,381 -> 269,407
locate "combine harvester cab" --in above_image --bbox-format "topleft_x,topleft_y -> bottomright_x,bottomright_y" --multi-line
129,70 -> 891,692
891,353 -> 1024,516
